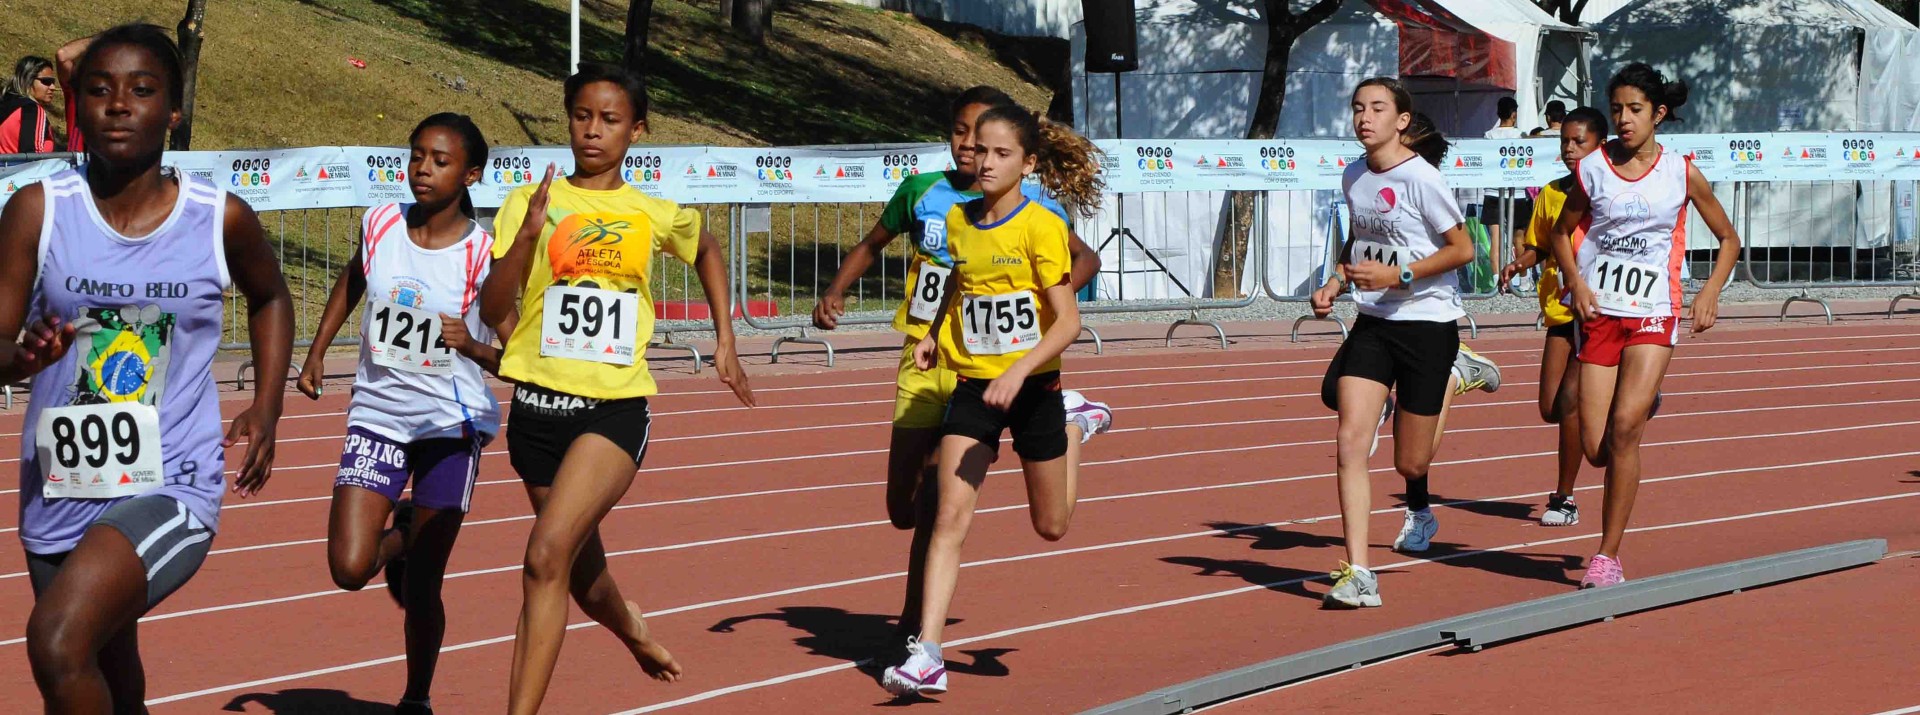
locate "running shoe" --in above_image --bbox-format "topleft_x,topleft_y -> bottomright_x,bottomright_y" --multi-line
1323,561 -> 1381,609
395,699 -> 433,715
1369,395 -> 1396,457
881,636 -> 948,696
1649,392 -> 1663,419
1062,389 -> 1114,444
1580,554 -> 1625,588
384,500 -> 413,608
1452,345 -> 1502,394
1392,507 -> 1438,553
1540,493 -> 1580,527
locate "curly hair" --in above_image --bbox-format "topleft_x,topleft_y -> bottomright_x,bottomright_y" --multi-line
975,104 -> 1105,219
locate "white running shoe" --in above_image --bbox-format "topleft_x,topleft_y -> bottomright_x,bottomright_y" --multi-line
1540,493 -> 1580,526
1369,395 -> 1396,457
1323,561 -> 1382,609
1452,345 -> 1502,394
881,636 -> 947,696
1062,390 -> 1113,444
1392,508 -> 1438,553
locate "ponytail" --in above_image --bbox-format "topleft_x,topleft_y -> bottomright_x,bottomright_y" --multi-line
1607,63 -> 1690,125
1402,112 -> 1450,168
975,104 -> 1105,218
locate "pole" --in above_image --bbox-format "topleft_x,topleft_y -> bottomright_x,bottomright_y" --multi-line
1114,72 -> 1127,301
570,0 -> 581,74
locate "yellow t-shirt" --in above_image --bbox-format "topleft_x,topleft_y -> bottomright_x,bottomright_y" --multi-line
936,199 -> 1072,379
490,179 -> 701,400
1525,177 -> 1575,327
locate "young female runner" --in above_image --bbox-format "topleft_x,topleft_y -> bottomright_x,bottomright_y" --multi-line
1546,64 -> 1740,587
1309,83 -> 1476,609
295,113 -> 499,715
1501,106 -> 1607,527
810,86 -> 1111,664
478,62 -> 755,714
0,25 -> 292,710
880,104 -> 1102,696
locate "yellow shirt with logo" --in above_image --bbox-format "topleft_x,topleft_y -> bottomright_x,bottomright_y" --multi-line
936,198 -> 1072,379
491,179 -> 701,399
1524,177 -> 1575,327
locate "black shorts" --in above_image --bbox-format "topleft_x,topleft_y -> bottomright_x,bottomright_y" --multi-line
941,371 -> 1068,462
506,382 -> 653,488
1546,321 -> 1577,341
1321,315 -> 1460,416
1480,196 -> 1533,228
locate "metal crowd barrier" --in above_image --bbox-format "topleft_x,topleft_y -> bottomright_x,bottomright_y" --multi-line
1077,189 -> 1263,350
1729,179 -> 1920,324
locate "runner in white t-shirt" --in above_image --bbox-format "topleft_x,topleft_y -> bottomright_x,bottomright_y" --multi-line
1544,63 -> 1742,589
296,114 -> 502,715
1309,81 -> 1482,609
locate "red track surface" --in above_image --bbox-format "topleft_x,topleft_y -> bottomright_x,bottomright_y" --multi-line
4,316 -> 1919,713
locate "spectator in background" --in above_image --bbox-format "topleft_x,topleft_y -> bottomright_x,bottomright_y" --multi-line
55,36 -> 90,154
0,56 -> 61,154
1483,96 -> 1529,267
1531,100 -> 1568,137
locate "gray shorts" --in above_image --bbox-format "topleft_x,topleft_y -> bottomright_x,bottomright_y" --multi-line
26,495 -> 214,610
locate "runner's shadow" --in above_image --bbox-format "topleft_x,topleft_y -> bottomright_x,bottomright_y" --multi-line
1205,521 -> 1343,552
1403,493 -> 1539,523
1161,556 -> 1323,601
1419,541 -> 1583,586
222,688 -> 392,713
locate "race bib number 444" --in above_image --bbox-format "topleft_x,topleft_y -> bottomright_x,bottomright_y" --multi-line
37,402 -> 164,499
368,299 -> 455,375
541,285 -> 640,365
1586,256 -> 1666,316
961,291 -> 1041,356
906,262 -> 951,322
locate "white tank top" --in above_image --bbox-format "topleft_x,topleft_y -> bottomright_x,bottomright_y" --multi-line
348,202 -> 501,443
1574,145 -> 1690,318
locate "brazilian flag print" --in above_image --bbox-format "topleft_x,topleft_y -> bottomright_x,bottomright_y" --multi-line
69,304 -> 176,407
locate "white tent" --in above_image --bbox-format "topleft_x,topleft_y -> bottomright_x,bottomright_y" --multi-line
1440,0 -> 1591,131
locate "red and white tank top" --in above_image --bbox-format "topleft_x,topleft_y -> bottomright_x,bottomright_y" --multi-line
1573,144 -> 1689,318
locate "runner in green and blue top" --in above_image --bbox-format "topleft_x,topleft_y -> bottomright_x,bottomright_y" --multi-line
811,86 -> 1111,669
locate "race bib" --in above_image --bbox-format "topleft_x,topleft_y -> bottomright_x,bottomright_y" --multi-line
1351,240 -> 1411,270
960,290 -> 1041,356
367,299 -> 455,375
541,285 -> 639,365
1586,256 -> 1666,316
37,402 -> 165,499
906,262 -> 952,323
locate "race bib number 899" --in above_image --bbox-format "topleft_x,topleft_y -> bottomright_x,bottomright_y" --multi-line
960,291 -> 1041,356
37,402 -> 164,499
541,285 -> 640,365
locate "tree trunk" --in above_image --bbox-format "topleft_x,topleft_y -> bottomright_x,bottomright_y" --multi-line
1212,24 -> 1295,296
172,0 -> 208,151
732,0 -> 773,45
720,0 -> 735,23
624,0 -> 654,122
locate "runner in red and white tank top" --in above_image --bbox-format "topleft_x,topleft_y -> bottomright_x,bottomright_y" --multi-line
1545,63 -> 1744,591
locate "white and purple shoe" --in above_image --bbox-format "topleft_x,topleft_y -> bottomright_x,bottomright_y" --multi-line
880,636 -> 948,696
1063,389 -> 1113,444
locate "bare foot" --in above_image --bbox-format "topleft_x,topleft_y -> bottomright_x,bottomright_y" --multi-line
624,600 -> 683,683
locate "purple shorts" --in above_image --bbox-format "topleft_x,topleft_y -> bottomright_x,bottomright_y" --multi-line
334,426 -> 483,513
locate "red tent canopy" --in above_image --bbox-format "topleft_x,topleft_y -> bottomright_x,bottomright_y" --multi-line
1373,0 -> 1517,90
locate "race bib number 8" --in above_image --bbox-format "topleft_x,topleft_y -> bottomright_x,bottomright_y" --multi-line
37,402 -> 164,499
960,291 -> 1041,356
541,285 -> 640,366
368,299 -> 455,375
906,263 -> 951,323
1586,256 -> 1666,316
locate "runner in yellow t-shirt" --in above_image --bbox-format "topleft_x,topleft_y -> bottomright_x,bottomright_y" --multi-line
1501,106 -> 1607,528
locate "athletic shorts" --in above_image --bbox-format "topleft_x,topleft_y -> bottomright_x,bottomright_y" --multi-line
334,425 -> 485,512
1480,196 -> 1534,228
26,494 -> 212,610
894,337 -> 958,429
506,382 -> 652,488
1545,322 -> 1577,341
1576,313 -> 1679,367
941,371 -> 1068,462
1321,314 -> 1460,417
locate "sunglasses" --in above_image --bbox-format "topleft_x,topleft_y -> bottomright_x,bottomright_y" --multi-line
34,77 -> 55,87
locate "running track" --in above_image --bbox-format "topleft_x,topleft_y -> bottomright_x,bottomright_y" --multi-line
3,318 -> 1918,713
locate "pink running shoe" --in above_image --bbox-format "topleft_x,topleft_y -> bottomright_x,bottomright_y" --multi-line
1580,554 -> 1625,588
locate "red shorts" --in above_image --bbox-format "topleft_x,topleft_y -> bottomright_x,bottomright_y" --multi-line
1575,313 -> 1679,367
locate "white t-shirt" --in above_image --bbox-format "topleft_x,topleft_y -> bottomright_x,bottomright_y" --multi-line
1485,126 -> 1525,139
1342,156 -> 1467,322
349,202 -> 503,443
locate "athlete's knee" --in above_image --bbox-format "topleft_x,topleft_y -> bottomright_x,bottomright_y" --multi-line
1604,419 -> 1644,456
26,609 -> 93,689
521,534 -> 576,586
1335,423 -> 1376,467
328,556 -> 375,592
1393,454 -> 1433,480
1031,508 -> 1072,542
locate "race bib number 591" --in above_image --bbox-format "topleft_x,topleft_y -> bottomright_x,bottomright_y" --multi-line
960,291 -> 1041,355
541,285 -> 640,365
37,402 -> 164,499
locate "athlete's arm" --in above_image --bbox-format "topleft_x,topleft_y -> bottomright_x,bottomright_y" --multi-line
813,220 -> 898,330
693,227 -> 754,407
53,36 -> 87,100
1547,181 -> 1594,320
982,281 -> 1080,411
223,195 -> 294,498
296,242 -> 366,399
911,262 -> 961,371
1685,163 -> 1741,332
440,315 -> 501,375
1309,235 -> 1353,319
1066,231 -> 1100,292
1343,223 -> 1472,291
480,166 -> 553,335
0,185 -> 73,385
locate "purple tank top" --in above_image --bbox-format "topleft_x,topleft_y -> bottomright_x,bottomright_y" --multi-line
17,168 -> 231,554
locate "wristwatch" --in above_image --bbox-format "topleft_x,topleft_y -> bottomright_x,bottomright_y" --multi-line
1399,265 -> 1415,288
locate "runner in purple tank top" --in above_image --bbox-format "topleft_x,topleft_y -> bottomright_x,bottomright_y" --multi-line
0,25 -> 292,712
